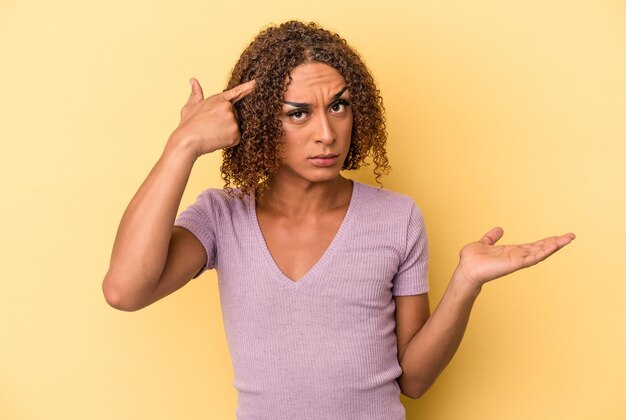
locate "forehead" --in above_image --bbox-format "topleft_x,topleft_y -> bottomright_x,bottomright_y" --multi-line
283,62 -> 347,99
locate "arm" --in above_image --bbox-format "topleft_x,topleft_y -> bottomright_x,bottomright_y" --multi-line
102,141 -> 199,311
395,227 -> 575,399
395,269 -> 479,399
102,78 -> 255,311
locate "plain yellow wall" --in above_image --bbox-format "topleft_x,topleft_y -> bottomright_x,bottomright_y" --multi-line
1,0 -> 624,419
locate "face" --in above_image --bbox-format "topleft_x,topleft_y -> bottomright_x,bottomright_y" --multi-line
275,62 -> 353,185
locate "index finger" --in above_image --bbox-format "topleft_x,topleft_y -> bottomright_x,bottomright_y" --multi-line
221,79 -> 256,103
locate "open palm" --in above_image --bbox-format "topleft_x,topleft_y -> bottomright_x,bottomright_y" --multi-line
458,227 -> 576,287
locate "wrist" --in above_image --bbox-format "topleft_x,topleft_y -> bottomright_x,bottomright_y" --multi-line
163,133 -> 199,166
450,265 -> 483,300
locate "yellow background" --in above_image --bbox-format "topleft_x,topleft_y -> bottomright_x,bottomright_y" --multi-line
1,0 -> 624,419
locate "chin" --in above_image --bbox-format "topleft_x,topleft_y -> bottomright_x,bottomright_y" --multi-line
299,169 -> 343,184
279,160 -> 345,184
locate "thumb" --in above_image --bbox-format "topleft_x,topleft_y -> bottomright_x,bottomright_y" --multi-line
187,78 -> 204,103
478,227 -> 504,245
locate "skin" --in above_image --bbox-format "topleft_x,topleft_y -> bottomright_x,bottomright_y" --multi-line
256,62 -> 354,219
254,62 -> 355,281
395,228 -> 575,398
104,62 -> 576,402
102,78 -> 257,311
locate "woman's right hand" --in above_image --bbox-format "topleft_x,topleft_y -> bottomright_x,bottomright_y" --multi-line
167,78 -> 256,158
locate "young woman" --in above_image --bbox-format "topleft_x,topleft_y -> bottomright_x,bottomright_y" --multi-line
102,21 -> 575,420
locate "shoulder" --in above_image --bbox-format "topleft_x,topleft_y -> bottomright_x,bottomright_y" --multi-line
354,180 -> 419,213
197,187 -> 248,202
191,187 -> 252,217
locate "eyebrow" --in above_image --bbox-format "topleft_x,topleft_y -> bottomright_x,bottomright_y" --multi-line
282,86 -> 349,108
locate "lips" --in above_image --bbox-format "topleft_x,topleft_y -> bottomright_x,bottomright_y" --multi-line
309,154 -> 340,167
311,154 -> 338,158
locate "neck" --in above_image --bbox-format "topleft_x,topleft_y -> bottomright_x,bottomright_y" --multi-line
256,174 -> 352,220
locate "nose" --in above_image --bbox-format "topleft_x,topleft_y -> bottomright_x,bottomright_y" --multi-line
314,113 -> 336,145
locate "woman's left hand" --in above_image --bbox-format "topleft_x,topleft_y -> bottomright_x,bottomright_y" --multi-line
457,227 -> 576,289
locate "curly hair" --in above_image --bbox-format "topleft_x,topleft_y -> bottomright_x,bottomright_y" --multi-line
221,20 -> 391,199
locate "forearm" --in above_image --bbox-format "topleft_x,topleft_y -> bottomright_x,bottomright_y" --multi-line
398,267 -> 482,398
102,137 -> 197,306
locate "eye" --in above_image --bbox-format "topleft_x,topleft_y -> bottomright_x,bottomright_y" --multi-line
286,109 -> 309,121
329,99 -> 350,113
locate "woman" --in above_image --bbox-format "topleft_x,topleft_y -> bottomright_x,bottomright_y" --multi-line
102,21 -> 575,419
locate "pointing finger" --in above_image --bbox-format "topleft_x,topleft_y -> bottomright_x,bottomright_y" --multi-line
221,79 -> 256,103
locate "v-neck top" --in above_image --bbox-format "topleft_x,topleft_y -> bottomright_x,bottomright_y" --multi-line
250,179 -> 358,288
174,179 -> 429,420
